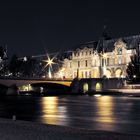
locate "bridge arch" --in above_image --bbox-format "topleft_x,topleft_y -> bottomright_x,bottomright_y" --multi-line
83,83 -> 89,93
95,82 -> 102,91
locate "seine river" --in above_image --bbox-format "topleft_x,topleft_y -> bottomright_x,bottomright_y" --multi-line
0,95 -> 140,134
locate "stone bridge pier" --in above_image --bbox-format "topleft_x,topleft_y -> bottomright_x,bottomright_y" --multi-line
71,78 -> 125,94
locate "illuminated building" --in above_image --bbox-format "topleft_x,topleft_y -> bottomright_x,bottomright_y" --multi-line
60,35 -> 140,79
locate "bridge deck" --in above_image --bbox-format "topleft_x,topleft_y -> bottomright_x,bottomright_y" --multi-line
0,79 -> 72,87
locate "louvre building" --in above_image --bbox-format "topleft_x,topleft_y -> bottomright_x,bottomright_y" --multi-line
59,35 -> 140,79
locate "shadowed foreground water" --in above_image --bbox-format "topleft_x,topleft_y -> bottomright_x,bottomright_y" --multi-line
0,95 -> 140,134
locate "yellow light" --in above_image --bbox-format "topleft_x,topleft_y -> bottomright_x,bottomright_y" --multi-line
41,97 -> 58,124
41,97 -> 68,126
60,68 -> 65,71
43,54 -> 55,67
47,58 -> 54,65
42,54 -> 55,79
95,96 -> 114,124
103,53 -> 107,58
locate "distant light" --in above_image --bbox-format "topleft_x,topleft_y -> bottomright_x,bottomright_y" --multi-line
94,94 -> 101,97
103,53 -> 107,58
133,75 -> 136,78
23,57 -> 27,61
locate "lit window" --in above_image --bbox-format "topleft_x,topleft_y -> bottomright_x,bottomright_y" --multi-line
118,57 -> 122,64
115,69 -> 122,78
85,71 -> 88,78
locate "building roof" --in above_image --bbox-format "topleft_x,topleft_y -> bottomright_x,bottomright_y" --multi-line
75,34 -> 140,53
104,35 -> 140,52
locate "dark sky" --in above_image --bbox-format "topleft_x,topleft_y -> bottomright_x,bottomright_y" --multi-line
0,0 -> 140,57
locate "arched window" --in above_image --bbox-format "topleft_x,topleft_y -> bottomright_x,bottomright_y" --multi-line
106,69 -> 111,78
115,68 -> 122,78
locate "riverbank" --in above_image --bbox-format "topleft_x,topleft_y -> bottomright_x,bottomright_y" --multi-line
0,118 -> 140,140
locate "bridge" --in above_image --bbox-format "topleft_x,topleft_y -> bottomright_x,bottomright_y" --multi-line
0,79 -> 72,90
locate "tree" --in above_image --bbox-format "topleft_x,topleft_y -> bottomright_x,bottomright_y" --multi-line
9,55 -> 21,77
0,46 -> 7,75
0,46 -> 4,59
126,44 -> 140,83
22,57 -> 38,78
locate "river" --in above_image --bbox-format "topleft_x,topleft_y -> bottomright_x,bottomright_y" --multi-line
0,95 -> 140,134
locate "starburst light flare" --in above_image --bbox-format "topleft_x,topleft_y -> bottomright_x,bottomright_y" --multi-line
42,54 -> 56,78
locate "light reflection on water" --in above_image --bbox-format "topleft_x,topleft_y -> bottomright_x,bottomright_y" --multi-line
1,95 -> 140,133
41,97 -> 68,126
95,96 -> 114,123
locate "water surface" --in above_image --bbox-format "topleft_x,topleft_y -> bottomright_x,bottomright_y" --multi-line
0,95 -> 140,134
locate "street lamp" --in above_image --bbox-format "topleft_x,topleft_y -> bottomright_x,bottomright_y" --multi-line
133,75 -> 136,78
43,55 -> 55,79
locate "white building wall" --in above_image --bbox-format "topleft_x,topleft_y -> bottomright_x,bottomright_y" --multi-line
59,39 -> 135,79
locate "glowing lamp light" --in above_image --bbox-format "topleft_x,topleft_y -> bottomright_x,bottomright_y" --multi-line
47,58 -> 54,66
103,53 -> 107,58
43,54 -> 55,79
94,94 -> 102,97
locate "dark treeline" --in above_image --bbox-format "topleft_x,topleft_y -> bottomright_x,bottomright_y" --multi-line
0,46 -> 62,79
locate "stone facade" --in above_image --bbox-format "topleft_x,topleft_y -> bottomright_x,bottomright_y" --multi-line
58,35 -> 140,79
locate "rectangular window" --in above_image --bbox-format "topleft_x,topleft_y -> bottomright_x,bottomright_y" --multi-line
107,58 -> 109,66
89,71 -> 91,78
118,57 -> 122,64
102,59 -> 104,67
85,71 -> 88,78
78,61 -> 80,67
85,60 -> 88,67
82,71 -> 84,78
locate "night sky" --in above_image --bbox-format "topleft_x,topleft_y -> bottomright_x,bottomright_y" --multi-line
0,0 -> 140,57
